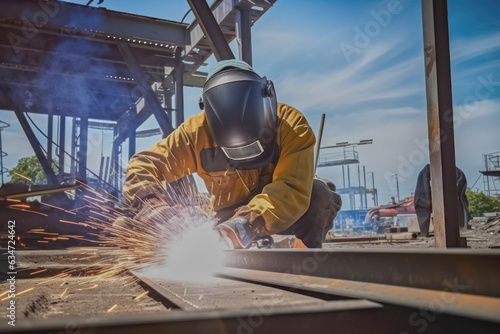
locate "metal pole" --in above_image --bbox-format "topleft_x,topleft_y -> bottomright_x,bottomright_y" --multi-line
394,174 -> 400,202
70,118 -> 77,179
78,114 -> 88,183
186,0 -> 235,61
174,47 -> 185,127
363,166 -> 368,209
104,156 -> 110,186
47,110 -> 53,163
128,112 -> 136,159
236,2 -> 253,66
59,116 -> 66,179
357,164 -> 362,210
348,165 -> 353,210
421,0 -> 460,248
314,114 -> 325,171
342,165 -> 346,189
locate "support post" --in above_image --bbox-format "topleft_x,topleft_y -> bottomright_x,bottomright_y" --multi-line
59,116 -> 66,179
347,165 -> 353,210
128,111 -> 136,159
186,0 -> 235,61
174,47 -> 185,127
421,0 -> 460,248
78,114 -> 88,183
363,166 -> 368,209
14,110 -> 59,185
342,165 -> 346,189
47,110 -> 53,163
357,164 -> 362,210
70,118 -> 77,179
116,40 -> 174,137
236,2 -> 253,65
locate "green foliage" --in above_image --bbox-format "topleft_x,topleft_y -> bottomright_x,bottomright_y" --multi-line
8,156 -> 57,185
466,188 -> 500,217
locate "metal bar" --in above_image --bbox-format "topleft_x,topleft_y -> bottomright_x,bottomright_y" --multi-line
0,184 -> 78,200
357,164 -> 362,209
14,109 -> 59,185
47,110 -> 53,163
421,0 -> 461,248
223,249 -> 500,298
363,166 -> 368,208
314,114 -> 325,171
128,112 -> 136,159
78,114 -> 88,182
186,0 -> 235,61
3,300 -> 385,334
59,115 -> 65,178
70,118 -> 77,179
218,268 -> 500,324
117,40 -> 174,137
347,165 -> 353,210
174,47 -> 185,127
0,0 -> 188,46
236,2 -> 253,65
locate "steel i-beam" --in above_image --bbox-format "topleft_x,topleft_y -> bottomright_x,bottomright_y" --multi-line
421,0 -> 461,248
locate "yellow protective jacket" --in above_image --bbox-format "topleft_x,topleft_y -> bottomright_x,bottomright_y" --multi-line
122,103 -> 316,235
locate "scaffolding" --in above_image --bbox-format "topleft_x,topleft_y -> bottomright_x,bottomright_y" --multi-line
481,151 -> 500,197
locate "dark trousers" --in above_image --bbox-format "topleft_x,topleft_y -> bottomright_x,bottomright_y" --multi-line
215,178 -> 342,248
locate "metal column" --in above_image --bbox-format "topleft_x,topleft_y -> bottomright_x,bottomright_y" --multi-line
347,165 -> 353,210
70,118 -> 77,179
47,110 -> 53,163
116,40 -> 174,137
59,116 -> 66,179
174,47 -> 185,127
363,166 -> 368,209
236,2 -> 253,65
14,110 -> 59,185
128,111 -> 136,159
421,0 -> 461,248
357,164 -> 362,209
78,114 -> 88,183
186,0 -> 235,61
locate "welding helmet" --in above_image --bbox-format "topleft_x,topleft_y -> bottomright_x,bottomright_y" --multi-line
200,60 -> 278,170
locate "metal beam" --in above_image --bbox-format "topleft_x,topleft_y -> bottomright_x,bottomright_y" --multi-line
186,0 -> 235,61
78,114 -> 88,183
236,1 -> 253,65
47,110 -> 53,163
59,116 -> 65,178
0,0 -> 188,46
117,40 -> 174,137
223,249 -> 500,299
14,109 -> 59,185
174,47 -> 185,127
128,112 -> 136,159
421,0 -> 460,248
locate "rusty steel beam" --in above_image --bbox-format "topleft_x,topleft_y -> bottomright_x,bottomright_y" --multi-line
218,268 -> 500,324
223,249 -> 500,298
421,0 -> 461,248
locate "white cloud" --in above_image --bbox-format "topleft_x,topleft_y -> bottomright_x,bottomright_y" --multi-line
451,31 -> 500,64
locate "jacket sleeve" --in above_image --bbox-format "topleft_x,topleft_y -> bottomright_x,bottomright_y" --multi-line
235,107 -> 316,235
122,123 -> 197,207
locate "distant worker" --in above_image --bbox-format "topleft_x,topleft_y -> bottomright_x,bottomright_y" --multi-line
120,60 -> 341,249
414,164 -> 471,236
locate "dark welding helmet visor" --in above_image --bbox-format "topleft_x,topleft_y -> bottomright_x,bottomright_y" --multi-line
202,67 -> 277,170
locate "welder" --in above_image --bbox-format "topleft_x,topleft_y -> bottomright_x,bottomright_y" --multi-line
120,60 -> 341,249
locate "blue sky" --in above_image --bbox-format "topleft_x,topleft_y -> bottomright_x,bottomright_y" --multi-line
1,0 -> 499,206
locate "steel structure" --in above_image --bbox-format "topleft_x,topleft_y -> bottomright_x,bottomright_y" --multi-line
481,151 -> 500,197
0,0 -> 275,193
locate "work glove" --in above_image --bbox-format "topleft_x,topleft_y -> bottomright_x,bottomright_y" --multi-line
216,217 -> 258,249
